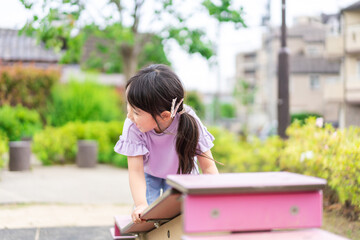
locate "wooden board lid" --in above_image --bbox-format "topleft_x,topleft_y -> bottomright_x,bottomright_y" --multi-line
121,188 -> 182,234
167,172 -> 327,195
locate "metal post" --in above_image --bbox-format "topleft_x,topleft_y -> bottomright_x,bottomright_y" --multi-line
277,0 -> 290,139
76,140 -> 98,168
9,141 -> 31,171
214,22 -> 222,123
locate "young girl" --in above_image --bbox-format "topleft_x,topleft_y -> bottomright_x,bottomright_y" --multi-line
114,64 -> 218,224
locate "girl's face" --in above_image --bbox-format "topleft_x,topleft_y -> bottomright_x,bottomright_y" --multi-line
127,104 -> 159,133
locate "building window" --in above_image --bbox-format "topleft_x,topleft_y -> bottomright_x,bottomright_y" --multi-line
307,47 -> 320,57
310,75 -> 320,90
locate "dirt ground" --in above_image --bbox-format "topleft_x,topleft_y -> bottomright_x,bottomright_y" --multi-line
323,208 -> 360,240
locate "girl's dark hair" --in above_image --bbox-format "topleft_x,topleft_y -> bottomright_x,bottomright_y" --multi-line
126,64 -> 200,174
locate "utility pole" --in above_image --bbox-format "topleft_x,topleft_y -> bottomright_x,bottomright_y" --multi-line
214,22 -> 222,123
277,0 -> 290,139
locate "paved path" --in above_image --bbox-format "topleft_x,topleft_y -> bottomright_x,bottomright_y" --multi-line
0,163 -> 134,239
1,226 -> 113,240
0,164 -> 132,205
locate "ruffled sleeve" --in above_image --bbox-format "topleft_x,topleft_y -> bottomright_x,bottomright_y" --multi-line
114,118 -> 149,156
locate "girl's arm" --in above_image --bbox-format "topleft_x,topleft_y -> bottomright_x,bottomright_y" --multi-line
128,155 -> 148,223
198,150 -> 219,174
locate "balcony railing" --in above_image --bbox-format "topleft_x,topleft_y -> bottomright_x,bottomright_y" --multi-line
346,79 -> 360,103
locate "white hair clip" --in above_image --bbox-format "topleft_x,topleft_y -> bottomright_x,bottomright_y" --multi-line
170,98 -> 184,118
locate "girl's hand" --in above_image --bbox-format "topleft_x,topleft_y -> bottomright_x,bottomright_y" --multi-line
132,203 -> 148,223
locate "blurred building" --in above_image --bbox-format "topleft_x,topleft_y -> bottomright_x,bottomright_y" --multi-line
339,2 -> 360,127
0,28 -> 60,67
236,1 -> 360,131
236,15 -> 341,133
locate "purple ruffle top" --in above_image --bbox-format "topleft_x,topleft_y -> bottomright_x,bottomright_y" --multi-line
114,108 -> 215,179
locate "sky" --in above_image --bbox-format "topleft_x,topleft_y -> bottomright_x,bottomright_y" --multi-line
0,0 -> 358,93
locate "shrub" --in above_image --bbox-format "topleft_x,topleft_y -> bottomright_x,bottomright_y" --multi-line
209,126 -> 242,172
220,103 -> 236,118
210,119 -> 360,211
209,127 -> 282,173
291,112 -> 322,125
0,132 -> 8,169
32,126 -> 77,165
0,64 -> 60,112
280,118 -> 360,210
46,79 -> 125,126
0,105 -> 42,141
32,121 -> 126,167
328,127 -> 360,207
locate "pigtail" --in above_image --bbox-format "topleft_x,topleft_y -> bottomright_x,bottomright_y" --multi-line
176,111 -> 199,174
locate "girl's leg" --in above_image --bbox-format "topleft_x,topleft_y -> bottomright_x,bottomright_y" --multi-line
144,173 -> 162,205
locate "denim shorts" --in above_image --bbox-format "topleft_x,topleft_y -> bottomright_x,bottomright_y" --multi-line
145,173 -> 171,205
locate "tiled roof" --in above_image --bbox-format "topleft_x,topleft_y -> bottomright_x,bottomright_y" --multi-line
0,28 -> 60,62
342,1 -> 360,11
290,55 -> 341,74
321,13 -> 340,24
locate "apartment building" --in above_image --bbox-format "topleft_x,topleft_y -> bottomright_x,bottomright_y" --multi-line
236,15 -> 342,132
341,2 -> 360,127
237,1 -> 360,130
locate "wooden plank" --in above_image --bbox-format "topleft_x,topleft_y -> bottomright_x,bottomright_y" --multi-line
167,172 -> 327,195
146,215 -> 183,240
120,188 -> 182,234
182,228 -> 349,240
183,191 -> 323,233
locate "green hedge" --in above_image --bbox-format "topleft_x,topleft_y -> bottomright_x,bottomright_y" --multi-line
0,64 -> 59,111
0,105 -> 42,141
291,112 -> 322,125
209,118 -> 360,210
32,121 -> 126,167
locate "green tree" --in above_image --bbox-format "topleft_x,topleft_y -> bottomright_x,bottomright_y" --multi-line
19,0 -> 246,81
74,23 -> 170,73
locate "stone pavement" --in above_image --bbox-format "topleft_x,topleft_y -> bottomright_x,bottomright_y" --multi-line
0,161 -> 134,240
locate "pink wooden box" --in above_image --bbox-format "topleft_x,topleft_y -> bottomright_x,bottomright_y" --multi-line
112,172 -> 333,239
167,172 -> 327,233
